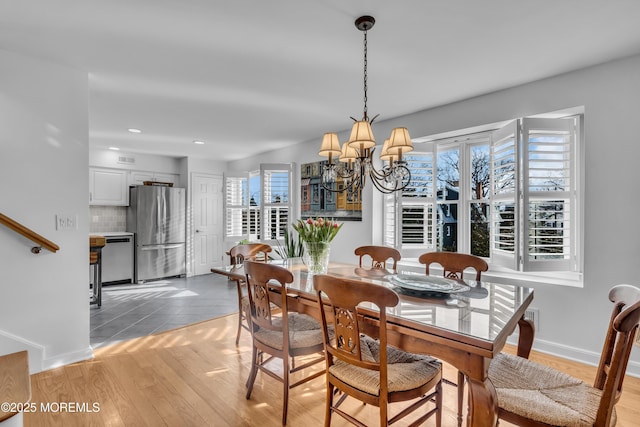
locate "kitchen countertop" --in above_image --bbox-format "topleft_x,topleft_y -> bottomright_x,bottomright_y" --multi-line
89,235 -> 106,248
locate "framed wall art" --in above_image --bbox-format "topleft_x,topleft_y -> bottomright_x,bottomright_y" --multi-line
300,161 -> 362,221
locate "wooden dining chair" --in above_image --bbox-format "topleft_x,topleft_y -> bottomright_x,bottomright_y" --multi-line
488,284 -> 640,427
228,243 -> 272,344
244,261 -> 326,425
354,245 -> 401,273
418,251 -> 488,426
313,274 -> 442,427
418,251 -> 488,281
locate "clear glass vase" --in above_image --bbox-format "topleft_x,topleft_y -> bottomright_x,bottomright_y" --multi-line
303,241 -> 331,275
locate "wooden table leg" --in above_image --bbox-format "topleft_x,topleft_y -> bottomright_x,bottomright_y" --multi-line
517,316 -> 535,358
466,375 -> 498,427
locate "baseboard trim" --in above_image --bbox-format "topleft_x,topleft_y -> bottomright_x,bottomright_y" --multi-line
0,330 -> 45,374
41,347 -> 94,372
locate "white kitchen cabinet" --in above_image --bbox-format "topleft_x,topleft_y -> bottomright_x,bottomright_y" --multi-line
89,168 -> 129,206
129,171 -> 179,187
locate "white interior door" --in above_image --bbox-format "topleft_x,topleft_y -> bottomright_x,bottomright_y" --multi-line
193,174 -> 224,275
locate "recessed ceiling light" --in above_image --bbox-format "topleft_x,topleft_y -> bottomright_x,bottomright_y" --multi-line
127,128 -> 142,134
193,140 -> 205,145
108,146 -> 120,151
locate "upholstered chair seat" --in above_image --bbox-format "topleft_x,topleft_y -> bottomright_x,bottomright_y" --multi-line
253,312 -> 325,351
330,335 -> 441,396
489,352 -> 616,426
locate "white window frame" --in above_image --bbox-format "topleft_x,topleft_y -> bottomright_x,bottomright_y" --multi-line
519,117 -> 578,272
224,163 -> 295,244
385,114 -> 582,274
260,163 -> 294,245
384,149 -> 436,258
224,171 -> 259,243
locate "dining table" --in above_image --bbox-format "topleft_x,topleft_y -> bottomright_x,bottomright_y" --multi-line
211,258 -> 535,427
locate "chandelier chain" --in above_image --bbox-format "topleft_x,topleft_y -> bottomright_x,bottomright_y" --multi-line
363,29 -> 368,121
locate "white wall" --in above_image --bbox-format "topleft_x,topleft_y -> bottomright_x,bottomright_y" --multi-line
0,49 -> 91,372
229,53 -> 640,374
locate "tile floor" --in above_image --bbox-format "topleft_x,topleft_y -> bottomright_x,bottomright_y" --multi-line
90,273 -> 238,348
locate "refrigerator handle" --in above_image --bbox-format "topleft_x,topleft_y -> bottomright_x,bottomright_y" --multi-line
140,244 -> 184,251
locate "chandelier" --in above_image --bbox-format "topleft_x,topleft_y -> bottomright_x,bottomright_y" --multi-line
318,15 -> 413,194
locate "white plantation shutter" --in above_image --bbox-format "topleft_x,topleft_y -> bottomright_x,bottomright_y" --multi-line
225,164 -> 294,244
399,151 -> 436,256
224,172 -> 250,240
383,193 -> 397,248
261,164 -> 293,243
521,117 -> 576,271
490,121 -> 520,270
384,114 -> 580,274
383,150 -> 436,257
491,117 -> 578,272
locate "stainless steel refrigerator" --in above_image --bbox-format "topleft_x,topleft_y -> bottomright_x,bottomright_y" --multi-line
127,185 -> 186,283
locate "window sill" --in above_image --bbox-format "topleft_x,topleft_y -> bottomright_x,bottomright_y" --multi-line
397,259 -> 583,288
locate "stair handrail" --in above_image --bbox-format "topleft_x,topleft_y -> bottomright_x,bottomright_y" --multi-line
0,213 -> 60,254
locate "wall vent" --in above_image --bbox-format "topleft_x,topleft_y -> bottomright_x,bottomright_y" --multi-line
524,307 -> 540,332
117,156 -> 135,164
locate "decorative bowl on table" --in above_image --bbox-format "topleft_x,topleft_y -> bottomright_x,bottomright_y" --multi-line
387,273 -> 470,296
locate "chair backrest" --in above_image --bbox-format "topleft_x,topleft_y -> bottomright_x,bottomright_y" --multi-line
314,274 -> 400,396
244,260 -> 293,334
229,243 -> 272,266
418,252 -> 488,281
593,284 -> 640,425
354,245 -> 401,272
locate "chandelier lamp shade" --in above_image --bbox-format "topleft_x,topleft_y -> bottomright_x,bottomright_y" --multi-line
318,15 -> 413,194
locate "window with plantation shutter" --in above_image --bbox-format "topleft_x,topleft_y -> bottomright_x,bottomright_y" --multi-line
224,173 -> 250,240
383,113 -> 581,275
261,164 -> 293,242
383,151 -> 436,257
225,164 -> 295,244
490,116 -> 578,272
521,118 -> 576,271
490,121 -> 520,269
383,193 -> 397,248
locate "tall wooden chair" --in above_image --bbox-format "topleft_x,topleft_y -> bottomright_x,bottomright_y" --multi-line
244,261 -> 326,425
314,274 -> 442,427
354,245 -> 401,273
488,284 -> 640,426
418,251 -> 488,426
228,243 -> 272,344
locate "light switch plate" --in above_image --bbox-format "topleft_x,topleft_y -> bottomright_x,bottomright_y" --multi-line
55,214 -> 77,231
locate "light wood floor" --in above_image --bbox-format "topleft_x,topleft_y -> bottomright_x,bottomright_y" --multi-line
26,313 -> 640,426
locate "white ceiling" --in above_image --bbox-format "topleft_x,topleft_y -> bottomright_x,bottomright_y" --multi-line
3,0 -> 640,161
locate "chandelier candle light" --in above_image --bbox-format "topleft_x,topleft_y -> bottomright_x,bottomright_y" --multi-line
319,15 -> 414,194
293,218 -> 343,275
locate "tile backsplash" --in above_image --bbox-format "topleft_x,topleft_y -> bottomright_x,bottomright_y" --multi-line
90,206 -> 127,232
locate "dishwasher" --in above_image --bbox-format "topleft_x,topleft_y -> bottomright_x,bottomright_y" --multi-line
101,234 -> 134,285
